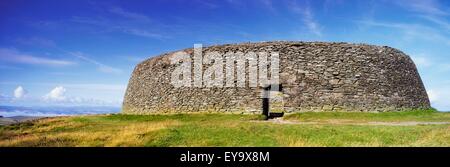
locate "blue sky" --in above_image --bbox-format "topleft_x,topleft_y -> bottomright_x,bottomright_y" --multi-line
0,0 -> 449,111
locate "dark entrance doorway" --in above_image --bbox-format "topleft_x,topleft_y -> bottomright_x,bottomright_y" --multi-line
262,84 -> 284,120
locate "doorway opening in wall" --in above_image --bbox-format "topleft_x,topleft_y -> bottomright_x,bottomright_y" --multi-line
262,84 -> 284,120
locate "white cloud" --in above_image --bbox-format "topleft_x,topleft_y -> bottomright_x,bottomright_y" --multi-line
0,82 -> 126,92
121,28 -> 167,39
419,15 -> 450,31
427,90 -> 438,103
302,7 -> 322,36
13,86 -> 27,99
407,53 -> 450,72
71,16 -> 109,27
0,82 -> 123,107
122,55 -> 146,63
72,8 -> 166,40
0,48 -> 75,66
43,86 -> 67,102
40,86 -> 121,106
426,86 -> 450,111
411,55 -> 432,68
98,64 -> 123,74
60,83 -> 126,92
109,7 -> 151,22
69,51 -> 123,74
15,37 -> 56,48
289,0 -> 323,36
357,20 -> 450,45
384,0 -> 450,54
393,0 -> 448,16
66,97 -> 121,106
194,0 -> 219,9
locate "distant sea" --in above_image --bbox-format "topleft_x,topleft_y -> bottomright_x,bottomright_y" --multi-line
0,105 -> 121,117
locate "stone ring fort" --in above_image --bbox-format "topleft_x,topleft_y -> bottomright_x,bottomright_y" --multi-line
123,41 -> 430,115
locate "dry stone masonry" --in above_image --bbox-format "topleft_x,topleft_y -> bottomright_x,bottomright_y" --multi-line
122,41 -> 430,114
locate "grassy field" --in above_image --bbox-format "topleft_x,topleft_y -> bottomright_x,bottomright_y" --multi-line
0,109 -> 449,147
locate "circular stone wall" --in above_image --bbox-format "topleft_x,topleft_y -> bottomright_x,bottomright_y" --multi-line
122,41 -> 430,114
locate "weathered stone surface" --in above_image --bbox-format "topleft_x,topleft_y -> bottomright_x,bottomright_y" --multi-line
122,41 -> 430,114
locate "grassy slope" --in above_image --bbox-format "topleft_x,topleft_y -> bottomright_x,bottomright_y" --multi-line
284,109 -> 450,122
0,110 -> 449,147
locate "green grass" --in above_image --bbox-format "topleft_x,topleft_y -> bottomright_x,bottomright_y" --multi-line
284,109 -> 450,122
0,110 -> 449,147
